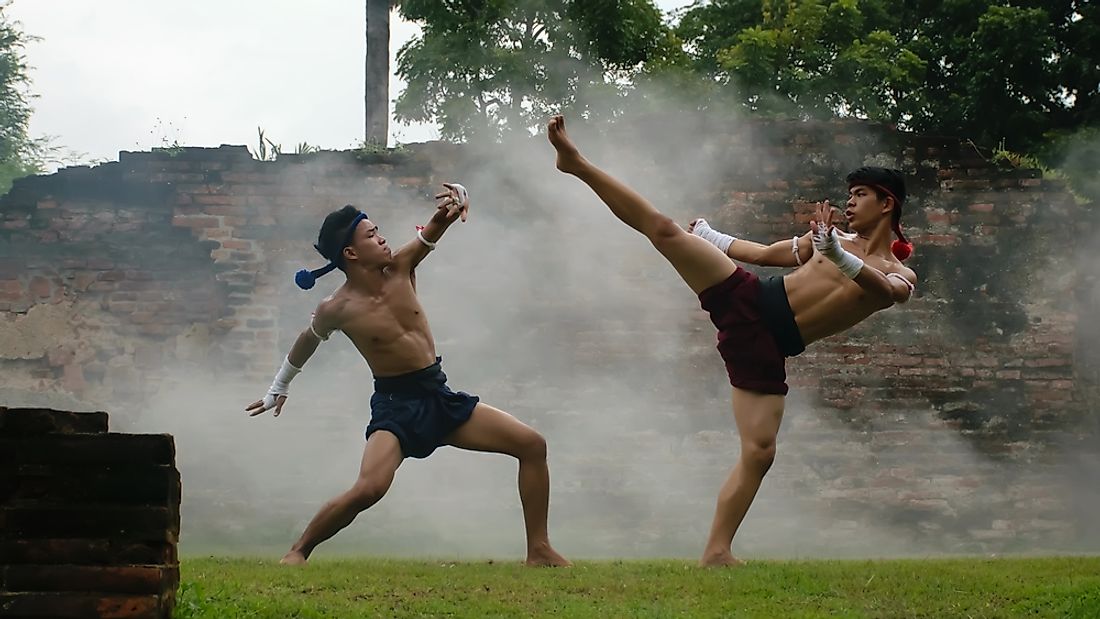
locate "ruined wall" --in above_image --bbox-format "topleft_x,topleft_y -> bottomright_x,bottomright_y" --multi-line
0,119 -> 1096,556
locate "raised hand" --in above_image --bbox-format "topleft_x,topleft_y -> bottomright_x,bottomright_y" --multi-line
810,200 -> 840,256
435,182 -> 470,223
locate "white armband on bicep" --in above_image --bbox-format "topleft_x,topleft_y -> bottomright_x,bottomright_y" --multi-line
309,314 -> 332,341
416,229 -> 437,250
886,272 -> 915,303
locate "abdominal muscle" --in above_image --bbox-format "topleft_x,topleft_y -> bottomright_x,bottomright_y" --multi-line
335,298 -> 440,377
784,256 -> 888,346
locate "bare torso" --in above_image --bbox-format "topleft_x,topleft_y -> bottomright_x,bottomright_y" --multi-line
320,267 -> 438,377
784,238 -> 907,345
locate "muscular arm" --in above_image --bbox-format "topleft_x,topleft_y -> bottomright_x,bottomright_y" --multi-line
245,305 -> 337,417
853,264 -> 917,305
394,184 -> 467,273
809,201 -> 916,306
691,219 -> 812,267
287,304 -> 339,367
286,327 -> 324,368
727,233 -> 813,267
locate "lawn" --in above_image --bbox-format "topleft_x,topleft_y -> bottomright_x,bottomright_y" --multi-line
176,556 -> 1100,618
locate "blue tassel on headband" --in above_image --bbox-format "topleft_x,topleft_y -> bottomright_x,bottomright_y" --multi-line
294,211 -> 368,290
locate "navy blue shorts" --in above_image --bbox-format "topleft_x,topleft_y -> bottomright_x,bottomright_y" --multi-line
365,358 -> 479,459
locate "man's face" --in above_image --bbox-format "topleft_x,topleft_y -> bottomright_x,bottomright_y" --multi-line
343,218 -> 391,266
845,184 -> 890,232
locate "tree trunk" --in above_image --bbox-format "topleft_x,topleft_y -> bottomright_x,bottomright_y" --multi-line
365,0 -> 390,145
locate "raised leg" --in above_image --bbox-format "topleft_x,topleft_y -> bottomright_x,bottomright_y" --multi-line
548,114 -> 736,294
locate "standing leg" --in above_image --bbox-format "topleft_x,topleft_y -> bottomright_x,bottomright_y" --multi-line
700,387 -> 785,567
444,403 -> 571,566
281,430 -> 404,564
547,115 -> 736,294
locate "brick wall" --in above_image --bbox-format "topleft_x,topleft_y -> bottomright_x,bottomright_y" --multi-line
0,407 -> 180,618
1,119 -> 1096,556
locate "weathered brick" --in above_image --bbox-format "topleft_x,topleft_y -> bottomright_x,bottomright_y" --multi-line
1,464 -> 180,506
170,215 -> 220,228
0,506 -> 179,541
2,565 -> 178,595
0,434 -> 174,466
0,539 -> 176,566
0,593 -> 163,618
0,409 -> 108,436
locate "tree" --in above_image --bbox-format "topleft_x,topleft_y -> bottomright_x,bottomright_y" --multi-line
674,0 -> 1099,154
364,0 -> 390,145
393,0 -> 670,140
0,2 -> 45,193
676,0 -> 926,124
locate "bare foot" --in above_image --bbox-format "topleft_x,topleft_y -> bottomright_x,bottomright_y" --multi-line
698,549 -> 746,568
525,542 -> 573,567
279,550 -> 308,566
547,115 -> 587,176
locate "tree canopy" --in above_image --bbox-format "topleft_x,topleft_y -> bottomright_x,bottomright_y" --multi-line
0,3 -> 44,193
396,1 -> 1096,147
394,0 -> 671,139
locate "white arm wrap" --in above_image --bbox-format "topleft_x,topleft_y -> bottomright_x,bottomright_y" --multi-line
691,218 -> 735,253
450,183 -> 468,205
262,356 -> 302,408
791,236 -> 803,266
813,227 -> 864,279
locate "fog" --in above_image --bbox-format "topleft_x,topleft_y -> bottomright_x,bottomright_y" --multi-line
5,83 -> 1098,562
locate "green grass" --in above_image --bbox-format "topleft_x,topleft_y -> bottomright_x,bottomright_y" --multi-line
177,556 -> 1100,618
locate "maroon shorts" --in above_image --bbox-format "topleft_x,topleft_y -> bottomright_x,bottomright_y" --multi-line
698,269 -> 805,396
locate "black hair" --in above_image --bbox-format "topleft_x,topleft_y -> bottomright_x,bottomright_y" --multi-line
846,167 -> 907,216
846,167 -> 913,260
315,205 -> 362,270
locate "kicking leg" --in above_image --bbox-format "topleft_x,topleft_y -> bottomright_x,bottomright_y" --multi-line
445,403 -> 571,566
699,387 -> 785,567
547,115 -> 736,294
281,430 -> 404,564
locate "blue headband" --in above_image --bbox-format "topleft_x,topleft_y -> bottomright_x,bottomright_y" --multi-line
294,211 -> 368,290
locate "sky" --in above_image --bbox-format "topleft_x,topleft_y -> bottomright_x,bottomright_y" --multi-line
9,1 -> 694,168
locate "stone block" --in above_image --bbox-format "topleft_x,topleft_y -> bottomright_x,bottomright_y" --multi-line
0,409 -> 108,436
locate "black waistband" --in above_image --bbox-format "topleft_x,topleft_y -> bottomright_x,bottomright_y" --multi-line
758,276 -> 806,357
373,357 -> 448,394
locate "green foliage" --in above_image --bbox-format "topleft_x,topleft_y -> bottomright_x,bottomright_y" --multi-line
176,556 -> 1100,618
249,127 -> 278,161
676,0 -> 1098,157
683,0 -> 929,122
1042,126 -> 1100,204
248,126 -> 321,161
0,2 -> 47,193
992,140 -> 1046,172
148,116 -> 184,157
394,0 -> 673,140
353,137 -> 408,162
664,0 -> 1099,203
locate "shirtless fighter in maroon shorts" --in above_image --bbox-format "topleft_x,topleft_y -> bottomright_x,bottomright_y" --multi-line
546,115 -> 918,566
